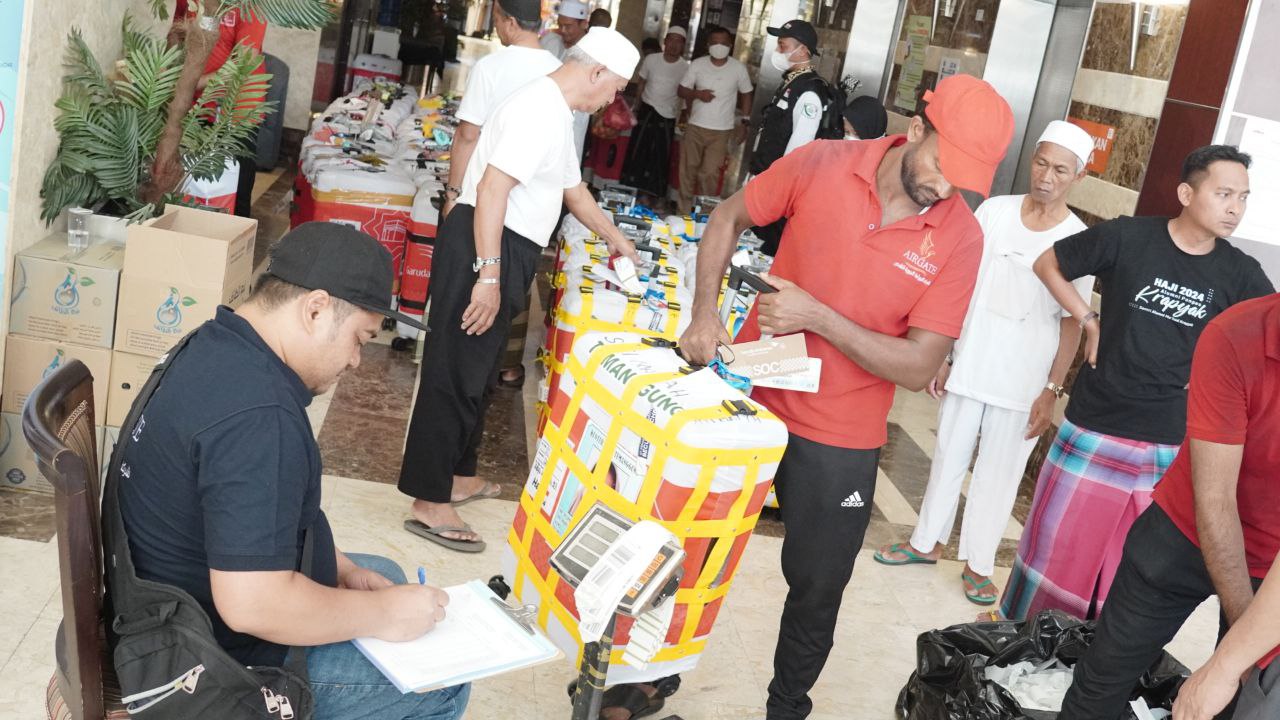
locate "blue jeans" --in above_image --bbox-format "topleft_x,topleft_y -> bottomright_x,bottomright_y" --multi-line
307,554 -> 470,720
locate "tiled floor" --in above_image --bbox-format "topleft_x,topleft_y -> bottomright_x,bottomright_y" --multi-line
0,175 -> 1225,718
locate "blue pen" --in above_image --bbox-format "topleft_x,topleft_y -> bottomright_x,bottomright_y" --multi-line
417,567 -> 427,586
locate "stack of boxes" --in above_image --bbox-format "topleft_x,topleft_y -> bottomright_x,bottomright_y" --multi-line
1,238 -> 123,491
1,205 -> 256,492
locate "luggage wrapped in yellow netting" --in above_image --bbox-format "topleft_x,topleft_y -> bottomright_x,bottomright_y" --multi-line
504,332 -> 789,684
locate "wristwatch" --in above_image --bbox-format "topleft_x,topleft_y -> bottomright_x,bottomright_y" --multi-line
1079,310 -> 1100,329
473,256 -> 501,273
1045,381 -> 1066,398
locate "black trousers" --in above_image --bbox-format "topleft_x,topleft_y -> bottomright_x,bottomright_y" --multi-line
1060,504 -> 1264,720
619,102 -> 675,199
397,204 -> 541,503
234,129 -> 259,218
767,434 -> 879,720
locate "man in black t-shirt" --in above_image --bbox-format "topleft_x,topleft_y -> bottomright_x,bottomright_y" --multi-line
118,223 -> 468,719
994,145 -> 1274,623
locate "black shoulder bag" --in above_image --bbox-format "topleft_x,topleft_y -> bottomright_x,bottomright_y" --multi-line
101,331 -> 316,719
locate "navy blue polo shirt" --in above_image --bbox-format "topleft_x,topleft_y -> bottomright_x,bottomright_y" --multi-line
119,306 -> 338,667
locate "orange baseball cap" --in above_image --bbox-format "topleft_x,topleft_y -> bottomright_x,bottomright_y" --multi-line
922,75 -> 1015,197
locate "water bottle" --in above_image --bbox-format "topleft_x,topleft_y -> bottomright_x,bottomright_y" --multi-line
67,207 -> 92,251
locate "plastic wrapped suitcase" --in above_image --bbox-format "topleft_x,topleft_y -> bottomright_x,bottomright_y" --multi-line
311,168 -> 416,274
182,159 -> 239,213
393,190 -> 439,347
346,53 -> 403,93
504,332 -> 789,684
538,279 -> 691,433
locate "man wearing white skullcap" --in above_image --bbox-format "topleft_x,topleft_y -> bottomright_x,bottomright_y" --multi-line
541,0 -> 595,159
540,0 -> 591,59
399,28 -> 642,551
874,120 -> 1096,604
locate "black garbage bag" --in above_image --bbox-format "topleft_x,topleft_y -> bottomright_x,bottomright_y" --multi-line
896,610 -> 1188,720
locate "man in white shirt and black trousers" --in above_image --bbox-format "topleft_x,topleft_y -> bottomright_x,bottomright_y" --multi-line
398,28 -> 642,552
441,0 -> 561,218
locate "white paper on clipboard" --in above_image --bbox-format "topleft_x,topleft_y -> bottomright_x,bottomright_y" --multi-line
353,580 -> 561,693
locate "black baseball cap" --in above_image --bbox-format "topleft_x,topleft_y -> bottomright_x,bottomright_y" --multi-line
266,222 -> 427,332
767,20 -> 819,56
497,0 -> 542,23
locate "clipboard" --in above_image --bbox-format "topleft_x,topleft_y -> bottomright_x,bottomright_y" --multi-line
353,580 -> 562,693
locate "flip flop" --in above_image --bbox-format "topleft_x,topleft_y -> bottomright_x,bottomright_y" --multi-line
873,542 -> 938,566
403,519 -> 487,553
451,481 -> 502,506
497,367 -> 526,389
599,684 -> 665,719
962,572 -> 998,606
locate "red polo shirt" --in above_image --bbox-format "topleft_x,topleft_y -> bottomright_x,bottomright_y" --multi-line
737,137 -> 983,449
174,1 -> 267,78
1154,293 -> 1280,578
1154,293 -> 1280,669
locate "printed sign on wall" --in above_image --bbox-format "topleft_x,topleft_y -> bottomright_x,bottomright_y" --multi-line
1068,117 -> 1117,175
894,15 -> 932,113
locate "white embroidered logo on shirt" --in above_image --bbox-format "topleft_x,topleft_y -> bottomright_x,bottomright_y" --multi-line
841,491 -> 865,508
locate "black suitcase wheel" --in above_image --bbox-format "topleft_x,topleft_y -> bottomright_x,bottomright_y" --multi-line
487,575 -> 511,600
381,317 -> 397,331
390,336 -> 412,351
653,675 -> 681,698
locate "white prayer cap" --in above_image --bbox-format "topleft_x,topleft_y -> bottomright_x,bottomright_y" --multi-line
557,0 -> 590,20
1037,120 -> 1094,168
665,26 -> 687,40
576,27 -> 642,80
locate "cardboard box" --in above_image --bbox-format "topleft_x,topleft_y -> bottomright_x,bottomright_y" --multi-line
0,412 -> 104,494
105,351 -> 157,428
2,335 -> 112,416
8,236 -> 125,348
115,205 -> 257,357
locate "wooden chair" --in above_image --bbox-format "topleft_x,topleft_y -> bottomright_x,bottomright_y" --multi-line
22,359 -> 127,720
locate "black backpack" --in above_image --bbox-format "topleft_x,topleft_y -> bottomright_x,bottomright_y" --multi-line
101,330 -> 316,719
814,77 -> 847,141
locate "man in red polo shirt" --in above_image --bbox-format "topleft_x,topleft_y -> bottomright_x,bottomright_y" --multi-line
1059,291 -> 1280,719
170,1 -> 269,217
680,74 -> 1014,720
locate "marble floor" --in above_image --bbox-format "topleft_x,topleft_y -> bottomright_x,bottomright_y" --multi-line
0,174 -> 1225,718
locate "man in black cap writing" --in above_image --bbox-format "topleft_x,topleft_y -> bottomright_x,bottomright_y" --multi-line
748,19 -> 840,255
116,222 -> 469,719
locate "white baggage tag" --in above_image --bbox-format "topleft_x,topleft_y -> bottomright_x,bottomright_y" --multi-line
752,358 -> 821,393
725,335 -> 809,381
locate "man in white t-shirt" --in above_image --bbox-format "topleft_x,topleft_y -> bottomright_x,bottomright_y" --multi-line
443,0 -> 561,219
619,25 -> 688,202
539,0 -> 589,58
540,0 -> 593,159
676,25 -> 754,213
873,121 -> 1097,604
398,29 -> 642,552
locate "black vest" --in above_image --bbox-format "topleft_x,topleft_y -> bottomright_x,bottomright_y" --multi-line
750,70 -> 830,176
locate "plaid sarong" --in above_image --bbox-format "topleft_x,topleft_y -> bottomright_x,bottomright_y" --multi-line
999,419 -> 1179,621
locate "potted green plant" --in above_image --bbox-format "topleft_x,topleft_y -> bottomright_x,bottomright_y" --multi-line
41,1 -> 335,223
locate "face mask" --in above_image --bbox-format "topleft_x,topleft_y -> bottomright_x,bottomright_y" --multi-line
770,48 -> 799,72
708,44 -> 731,60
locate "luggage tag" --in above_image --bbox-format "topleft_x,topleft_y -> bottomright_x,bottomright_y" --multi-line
725,335 -> 820,393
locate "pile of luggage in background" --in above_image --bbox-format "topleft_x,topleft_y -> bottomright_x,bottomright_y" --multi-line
290,77 -> 456,348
